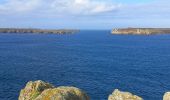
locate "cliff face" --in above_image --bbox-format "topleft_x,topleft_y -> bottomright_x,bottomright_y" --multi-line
19,80 -> 170,100
111,28 -> 170,35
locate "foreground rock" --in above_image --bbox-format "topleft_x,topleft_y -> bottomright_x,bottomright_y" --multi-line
108,89 -> 143,100
163,92 -> 170,100
19,80 -> 54,100
19,80 -> 170,100
19,80 -> 89,100
35,86 -> 89,100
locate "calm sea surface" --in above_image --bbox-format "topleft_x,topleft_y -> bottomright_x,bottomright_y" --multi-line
0,30 -> 170,100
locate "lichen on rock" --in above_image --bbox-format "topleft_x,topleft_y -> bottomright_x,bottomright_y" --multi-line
163,92 -> 170,100
19,80 -> 89,100
35,86 -> 89,100
19,80 -> 54,100
108,89 -> 143,100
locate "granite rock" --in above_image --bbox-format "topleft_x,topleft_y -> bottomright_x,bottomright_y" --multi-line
19,80 -> 89,100
108,89 -> 143,100
163,92 -> 170,100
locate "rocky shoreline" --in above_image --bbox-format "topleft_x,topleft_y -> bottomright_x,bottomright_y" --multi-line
19,80 -> 170,100
0,28 -> 79,34
111,28 -> 170,35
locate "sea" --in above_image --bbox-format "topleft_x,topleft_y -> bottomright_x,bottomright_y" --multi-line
0,30 -> 170,100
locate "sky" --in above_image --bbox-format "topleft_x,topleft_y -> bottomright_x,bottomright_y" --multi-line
0,0 -> 170,29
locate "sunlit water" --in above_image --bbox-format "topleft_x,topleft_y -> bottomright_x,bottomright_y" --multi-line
0,30 -> 170,100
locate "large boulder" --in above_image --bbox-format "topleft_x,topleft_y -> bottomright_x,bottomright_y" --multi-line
108,89 -> 143,100
163,92 -> 170,100
19,80 -> 54,100
19,80 -> 89,100
35,86 -> 89,100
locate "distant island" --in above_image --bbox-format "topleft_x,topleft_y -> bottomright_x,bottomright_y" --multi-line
111,28 -> 170,35
0,28 -> 79,34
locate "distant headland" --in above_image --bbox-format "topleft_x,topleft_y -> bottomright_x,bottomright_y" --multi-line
111,28 -> 170,35
0,28 -> 79,34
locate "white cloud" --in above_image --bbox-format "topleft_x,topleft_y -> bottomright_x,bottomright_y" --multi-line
0,0 -> 42,14
119,0 -> 170,19
0,0 -> 121,15
1,0 -> 170,29
51,0 -> 121,15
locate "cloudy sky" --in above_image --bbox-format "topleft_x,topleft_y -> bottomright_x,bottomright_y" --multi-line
0,0 -> 170,29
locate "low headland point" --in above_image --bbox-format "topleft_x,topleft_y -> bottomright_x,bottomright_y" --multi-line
111,27 -> 170,35
0,28 -> 79,34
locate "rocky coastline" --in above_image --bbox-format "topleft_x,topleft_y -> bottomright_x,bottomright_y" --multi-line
111,28 -> 170,35
0,28 -> 79,34
19,80 -> 170,100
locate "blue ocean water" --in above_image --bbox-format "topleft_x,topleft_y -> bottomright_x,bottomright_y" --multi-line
0,30 -> 170,100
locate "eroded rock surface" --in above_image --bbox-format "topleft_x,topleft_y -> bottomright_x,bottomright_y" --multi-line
108,89 -> 143,100
21,80 -> 170,100
19,80 -> 54,100
19,80 -> 89,100
35,86 -> 89,100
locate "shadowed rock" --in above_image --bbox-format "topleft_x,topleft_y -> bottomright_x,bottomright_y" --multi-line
108,89 -> 143,100
19,80 -> 89,100
163,92 -> 170,100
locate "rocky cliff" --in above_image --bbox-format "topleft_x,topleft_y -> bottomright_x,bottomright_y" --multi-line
19,80 -> 170,100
